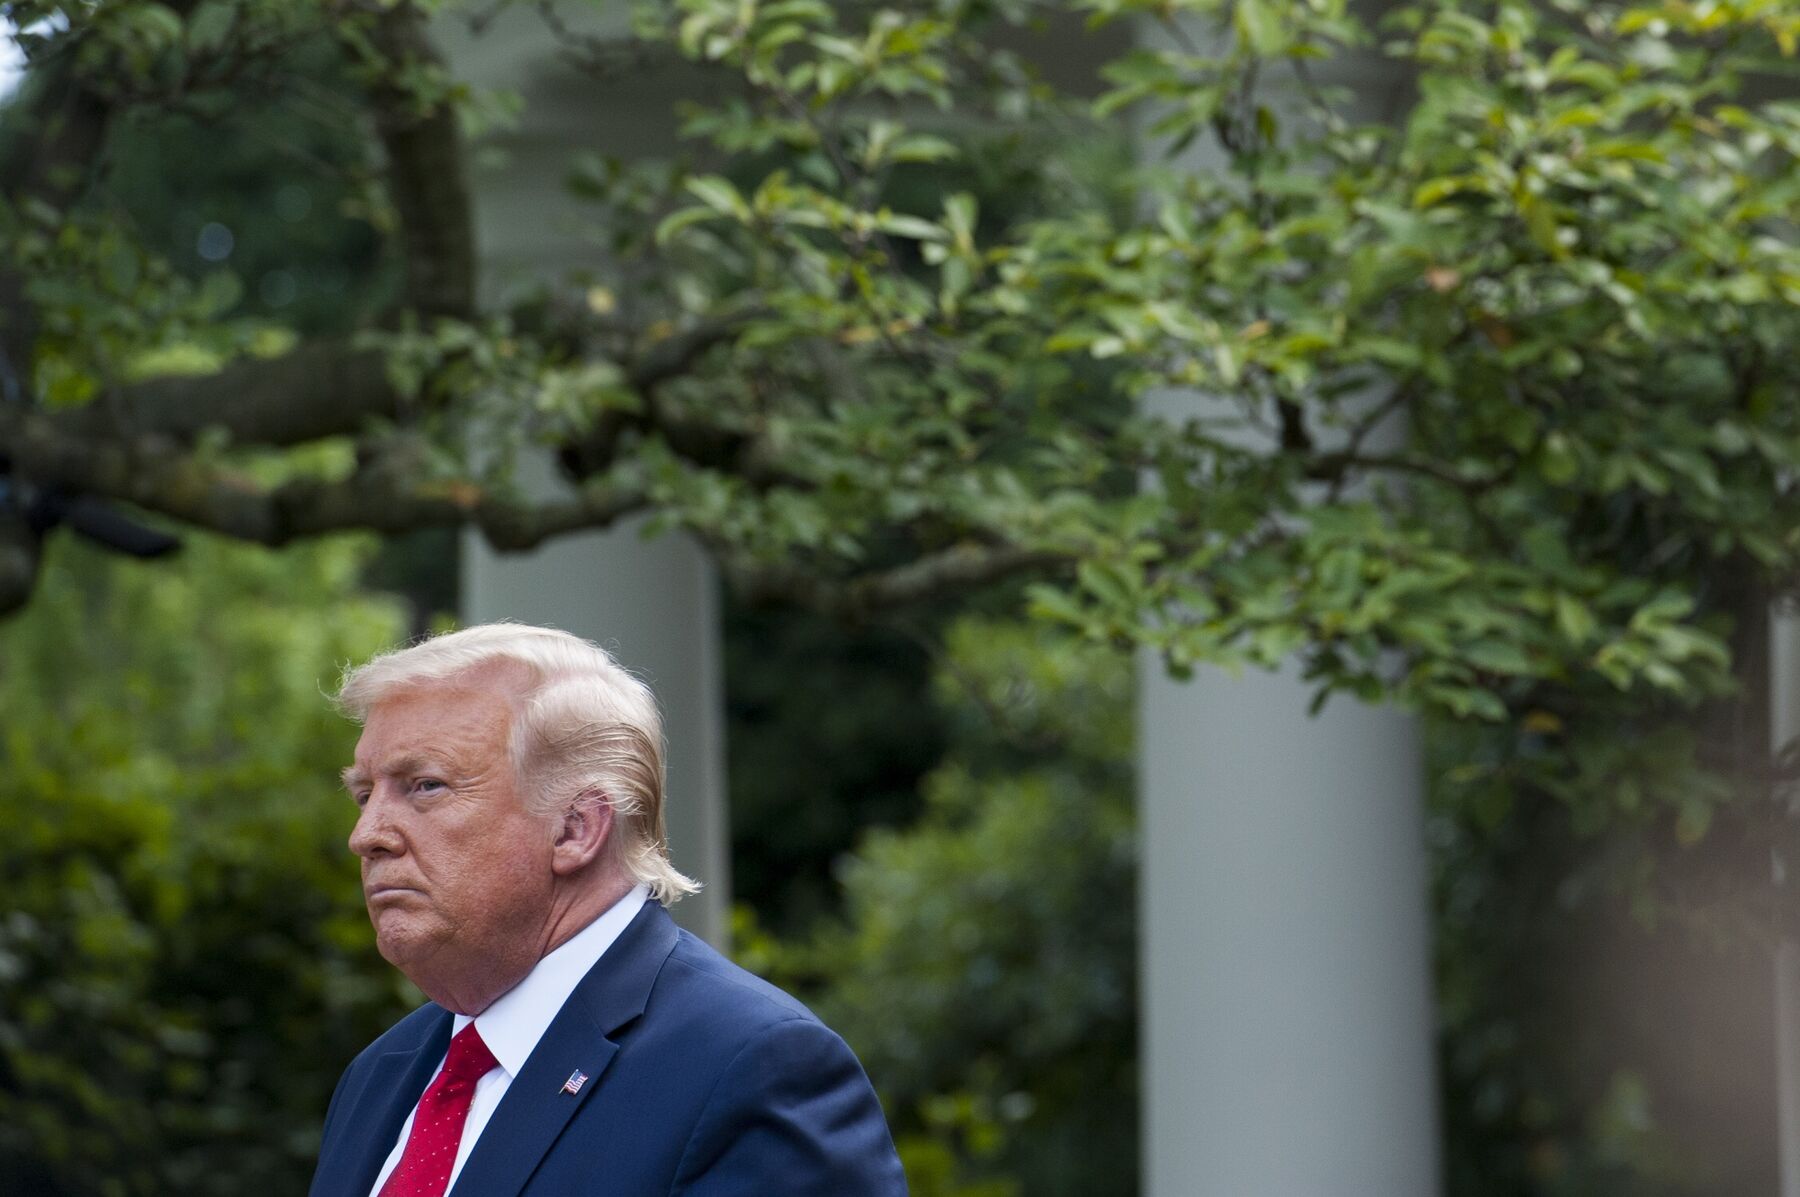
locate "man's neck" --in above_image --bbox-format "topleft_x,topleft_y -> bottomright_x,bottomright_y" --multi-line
536,873 -> 638,965
426,872 -> 638,1015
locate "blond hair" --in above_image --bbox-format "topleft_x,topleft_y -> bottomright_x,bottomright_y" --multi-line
336,622 -> 700,904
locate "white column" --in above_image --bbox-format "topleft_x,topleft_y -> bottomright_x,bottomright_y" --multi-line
1133,22 -> 1438,1185
1140,661 -> 1439,1195
444,5 -> 731,946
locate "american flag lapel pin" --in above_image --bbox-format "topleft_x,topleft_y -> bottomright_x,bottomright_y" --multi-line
560,1069 -> 589,1095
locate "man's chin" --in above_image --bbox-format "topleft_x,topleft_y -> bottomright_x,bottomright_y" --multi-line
370,916 -> 440,971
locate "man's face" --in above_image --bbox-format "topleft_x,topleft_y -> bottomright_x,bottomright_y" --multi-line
344,678 -> 555,1003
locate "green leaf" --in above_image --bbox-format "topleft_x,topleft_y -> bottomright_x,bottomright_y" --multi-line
1520,192 -> 1569,259
1537,432 -> 1580,485
653,206 -> 720,245
685,174 -> 751,219
874,212 -> 948,241
1234,0 -> 1286,56
1463,639 -> 1533,676
1553,594 -> 1597,644
1077,559 -> 1139,610
943,192 -> 978,246
889,134 -> 959,164
1414,175 -> 1488,208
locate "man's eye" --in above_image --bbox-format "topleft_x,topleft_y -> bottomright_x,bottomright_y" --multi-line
415,778 -> 447,794
352,791 -> 370,808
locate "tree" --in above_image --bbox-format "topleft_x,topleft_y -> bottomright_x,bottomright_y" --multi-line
4,0 -> 1800,1186
0,526 -> 413,1195
2,0 -> 1794,763
739,615 -> 1137,1197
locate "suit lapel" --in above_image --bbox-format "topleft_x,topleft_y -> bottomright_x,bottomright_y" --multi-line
444,999 -> 617,1196
448,902 -> 681,1197
324,1011 -> 453,1197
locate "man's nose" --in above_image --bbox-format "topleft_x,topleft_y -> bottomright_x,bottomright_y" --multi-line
348,788 -> 403,859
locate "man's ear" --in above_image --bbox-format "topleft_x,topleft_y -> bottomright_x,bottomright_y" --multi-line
551,793 -> 614,876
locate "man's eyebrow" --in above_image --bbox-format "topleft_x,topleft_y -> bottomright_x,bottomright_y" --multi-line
342,756 -> 451,791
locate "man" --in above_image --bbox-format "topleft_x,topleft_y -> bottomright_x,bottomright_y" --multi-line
309,623 -> 907,1196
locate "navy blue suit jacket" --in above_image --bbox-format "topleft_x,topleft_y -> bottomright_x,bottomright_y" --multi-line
309,901 -> 907,1196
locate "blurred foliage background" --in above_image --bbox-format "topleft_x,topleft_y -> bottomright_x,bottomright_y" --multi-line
3,0 -> 1800,1194
739,616 -> 1138,1196
0,531 -> 412,1195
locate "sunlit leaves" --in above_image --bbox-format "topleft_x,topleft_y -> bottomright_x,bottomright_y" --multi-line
12,0 -> 1800,849
631,0 -> 1797,841
4,200 -> 279,406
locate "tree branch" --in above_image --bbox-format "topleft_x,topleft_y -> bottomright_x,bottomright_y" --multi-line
360,4 -> 477,319
724,541 -> 1068,621
1307,449 -> 1492,491
560,312 -> 795,484
49,338 -> 398,446
626,315 -> 754,395
34,315 -> 765,472
0,408 -> 646,554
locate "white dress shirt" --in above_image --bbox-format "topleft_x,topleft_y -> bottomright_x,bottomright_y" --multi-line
367,885 -> 651,1196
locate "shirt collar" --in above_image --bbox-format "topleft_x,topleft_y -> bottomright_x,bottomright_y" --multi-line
453,884 -> 650,1078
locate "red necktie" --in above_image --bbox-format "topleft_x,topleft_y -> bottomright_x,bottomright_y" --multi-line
377,1024 -> 500,1197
